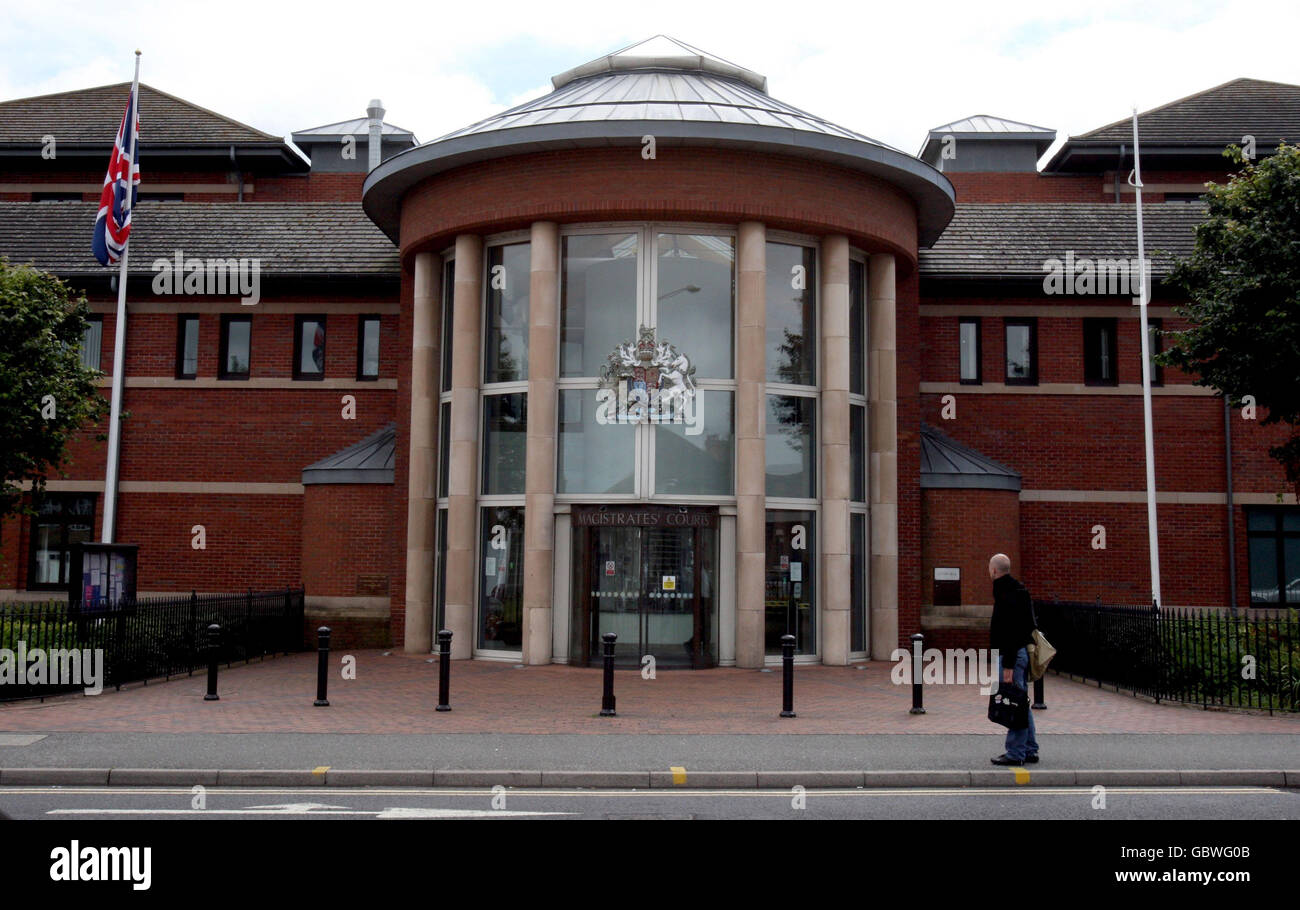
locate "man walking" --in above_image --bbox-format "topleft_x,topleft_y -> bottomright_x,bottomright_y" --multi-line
988,553 -> 1039,766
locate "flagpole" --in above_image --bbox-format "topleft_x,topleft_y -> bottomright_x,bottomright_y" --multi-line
1131,107 -> 1162,608
101,50 -> 140,544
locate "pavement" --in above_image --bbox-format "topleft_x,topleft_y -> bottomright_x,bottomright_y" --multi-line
2,650 -> 1297,789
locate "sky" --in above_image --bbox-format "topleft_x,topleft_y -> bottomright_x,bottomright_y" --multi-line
1,0 -> 1298,164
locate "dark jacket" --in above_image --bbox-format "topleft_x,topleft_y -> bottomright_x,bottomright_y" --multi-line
990,573 -> 1035,667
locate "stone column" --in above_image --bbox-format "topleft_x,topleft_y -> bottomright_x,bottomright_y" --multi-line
403,251 -> 440,653
522,221 -> 559,665
820,235 -> 851,665
735,221 -> 767,668
445,235 -> 483,659
868,253 -> 899,661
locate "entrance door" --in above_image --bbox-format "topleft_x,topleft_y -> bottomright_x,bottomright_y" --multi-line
574,506 -> 717,668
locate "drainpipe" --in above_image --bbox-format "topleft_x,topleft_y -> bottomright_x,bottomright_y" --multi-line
366,99 -> 385,172
1224,396 -> 1237,614
1115,143 -> 1124,202
229,144 -> 243,202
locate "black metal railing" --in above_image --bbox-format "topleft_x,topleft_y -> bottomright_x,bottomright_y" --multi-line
0,588 -> 305,702
1034,599 -> 1300,714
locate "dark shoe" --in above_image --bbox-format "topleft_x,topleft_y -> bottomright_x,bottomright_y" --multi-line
1024,754 -> 1039,764
991,754 -> 1024,766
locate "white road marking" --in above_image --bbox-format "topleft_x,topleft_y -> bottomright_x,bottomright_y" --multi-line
0,734 -> 48,746
46,806 -> 575,818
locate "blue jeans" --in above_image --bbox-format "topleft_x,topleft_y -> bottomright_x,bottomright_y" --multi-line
1000,646 -> 1038,761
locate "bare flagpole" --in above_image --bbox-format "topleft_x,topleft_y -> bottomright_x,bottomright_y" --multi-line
101,50 -> 141,544
1130,106 -> 1162,608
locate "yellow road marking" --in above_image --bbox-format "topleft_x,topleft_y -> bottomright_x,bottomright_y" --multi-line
1013,767 -> 1030,785
312,766 -> 330,775
671,766 -> 687,785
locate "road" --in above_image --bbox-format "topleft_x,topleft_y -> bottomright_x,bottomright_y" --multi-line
3,784 -> 1298,820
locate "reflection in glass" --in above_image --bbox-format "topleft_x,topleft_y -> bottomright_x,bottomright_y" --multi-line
485,243 -> 530,383
654,391 -> 733,495
298,318 -> 325,375
481,393 -> 527,494
851,512 -> 867,653
765,243 -> 816,386
850,259 -> 865,396
850,404 -> 866,503
765,510 -> 816,655
766,394 -> 816,499
1006,323 -> 1033,381
437,402 -> 451,498
557,389 -> 635,494
360,317 -> 380,378
440,258 -> 455,393
656,234 -> 734,378
561,234 -> 638,378
479,506 -> 524,651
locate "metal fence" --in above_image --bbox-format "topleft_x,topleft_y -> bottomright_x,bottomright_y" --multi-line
0,588 -> 305,702
1034,599 -> 1300,714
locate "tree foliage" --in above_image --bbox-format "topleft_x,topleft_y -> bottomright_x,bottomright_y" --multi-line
1160,143 -> 1300,491
0,259 -> 109,520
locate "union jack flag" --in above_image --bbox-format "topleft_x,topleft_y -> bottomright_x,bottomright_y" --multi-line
92,81 -> 141,266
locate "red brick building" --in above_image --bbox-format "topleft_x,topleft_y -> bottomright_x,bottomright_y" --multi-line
1,38 -> 1296,661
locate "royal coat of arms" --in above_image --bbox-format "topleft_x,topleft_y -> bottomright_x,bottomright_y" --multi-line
596,326 -> 699,431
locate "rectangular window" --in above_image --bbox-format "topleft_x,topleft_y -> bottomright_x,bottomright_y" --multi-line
435,508 -> 448,635
653,390 -> 734,495
484,243 -> 530,383
656,233 -> 734,379
850,404 -> 866,503
851,512 -> 867,653
479,506 -> 525,651
176,315 -> 199,379
765,510 -> 816,655
440,258 -> 455,393
561,233 -> 638,378
294,315 -> 326,379
1143,318 -> 1163,386
765,243 -> 817,386
1004,318 -> 1037,385
850,259 -> 866,396
27,493 -> 96,590
81,316 -> 103,371
557,389 -> 635,495
219,315 -> 251,379
766,394 -> 816,499
959,317 -> 981,384
1083,318 -> 1118,386
358,316 -> 380,380
481,393 -> 527,495
1247,508 -> 1300,605
437,401 -> 451,499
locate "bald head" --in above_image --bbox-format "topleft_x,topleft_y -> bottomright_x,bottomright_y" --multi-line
989,553 -> 1011,580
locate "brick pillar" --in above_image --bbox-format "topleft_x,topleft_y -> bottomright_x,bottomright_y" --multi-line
403,251 -> 440,652
868,253 -> 899,660
445,235 -> 482,659
523,221 -> 559,665
820,235 -> 850,664
735,221 -> 767,668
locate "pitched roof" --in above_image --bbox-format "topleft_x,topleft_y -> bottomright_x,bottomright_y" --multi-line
0,201 -> 398,277
1077,78 -> 1300,144
927,114 -> 1055,136
920,423 -> 1021,491
0,82 -> 282,145
302,423 -> 395,484
291,117 -> 416,140
551,35 -> 766,92
919,202 -> 1204,280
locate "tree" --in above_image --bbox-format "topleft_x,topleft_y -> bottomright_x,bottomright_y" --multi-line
1160,142 -> 1300,492
0,259 -> 109,520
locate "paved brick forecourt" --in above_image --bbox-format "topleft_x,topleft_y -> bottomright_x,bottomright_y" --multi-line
1,651 -> 1297,736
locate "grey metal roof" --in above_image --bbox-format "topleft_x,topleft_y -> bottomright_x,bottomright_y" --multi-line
0,201 -> 398,277
920,202 -> 1204,281
919,114 -> 1056,159
363,37 -> 955,247
301,423 -> 395,485
292,117 -> 416,140
920,423 -> 1021,491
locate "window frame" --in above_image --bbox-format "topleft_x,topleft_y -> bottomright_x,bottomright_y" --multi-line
1246,507 -> 1300,606
1083,317 -> 1119,387
81,315 -> 103,372
959,316 -> 982,385
1143,317 -> 1164,387
292,314 -> 327,381
1003,317 -> 1038,386
357,314 -> 381,381
25,492 -> 98,591
218,314 -> 252,380
175,315 -> 199,380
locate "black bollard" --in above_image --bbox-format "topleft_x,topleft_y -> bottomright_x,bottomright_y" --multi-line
1032,674 -> 1047,710
436,629 -> 452,712
909,632 -> 926,714
599,632 -> 617,717
780,633 -> 796,717
204,623 -> 221,701
314,626 -> 331,707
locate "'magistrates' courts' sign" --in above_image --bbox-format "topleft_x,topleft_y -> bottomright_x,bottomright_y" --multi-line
595,325 -> 701,435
